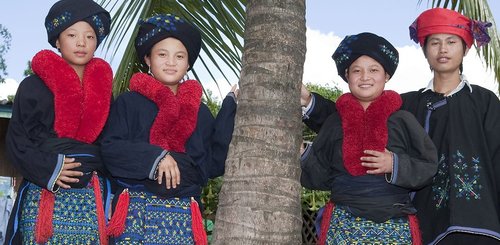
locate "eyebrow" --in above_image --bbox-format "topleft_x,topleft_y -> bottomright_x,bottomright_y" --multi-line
155,49 -> 187,54
65,28 -> 95,34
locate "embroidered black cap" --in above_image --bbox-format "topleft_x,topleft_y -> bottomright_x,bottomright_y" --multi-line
135,14 -> 202,71
45,0 -> 111,48
332,32 -> 399,82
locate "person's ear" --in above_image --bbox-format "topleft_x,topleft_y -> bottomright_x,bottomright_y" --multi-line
464,47 -> 470,56
385,73 -> 390,82
55,40 -> 61,52
144,55 -> 151,67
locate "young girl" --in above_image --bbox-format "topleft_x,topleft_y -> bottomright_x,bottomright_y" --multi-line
300,32 -> 438,244
403,8 -> 500,244
100,14 -> 237,244
5,0 -> 112,244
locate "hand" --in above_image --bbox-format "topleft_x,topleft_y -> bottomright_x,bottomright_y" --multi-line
157,154 -> 181,189
360,149 -> 393,175
230,84 -> 239,98
56,157 -> 84,189
300,84 -> 312,106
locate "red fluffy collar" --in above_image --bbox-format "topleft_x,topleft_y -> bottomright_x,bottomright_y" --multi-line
336,90 -> 402,176
129,73 -> 202,152
31,50 -> 113,144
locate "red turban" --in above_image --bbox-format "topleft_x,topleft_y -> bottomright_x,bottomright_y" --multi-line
409,8 -> 491,48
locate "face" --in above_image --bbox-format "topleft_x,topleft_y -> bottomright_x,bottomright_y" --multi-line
56,21 -> 97,70
424,33 -> 468,74
346,55 -> 389,108
145,37 -> 189,87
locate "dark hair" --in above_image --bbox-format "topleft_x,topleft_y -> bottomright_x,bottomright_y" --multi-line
423,36 -> 467,74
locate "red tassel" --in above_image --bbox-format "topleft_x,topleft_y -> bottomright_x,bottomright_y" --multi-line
408,214 -> 423,245
35,189 -> 55,244
190,197 -> 207,245
107,188 -> 130,237
92,173 -> 108,245
317,201 -> 334,245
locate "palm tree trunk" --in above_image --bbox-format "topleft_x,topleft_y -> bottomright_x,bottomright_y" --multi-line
213,0 -> 306,244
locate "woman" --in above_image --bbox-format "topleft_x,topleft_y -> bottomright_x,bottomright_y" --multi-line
403,8 -> 500,244
100,14 -> 237,245
300,32 -> 437,244
5,0 -> 112,244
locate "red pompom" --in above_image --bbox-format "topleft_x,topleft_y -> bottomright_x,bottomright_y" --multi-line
190,198 -> 207,245
107,188 -> 130,237
35,189 -> 55,243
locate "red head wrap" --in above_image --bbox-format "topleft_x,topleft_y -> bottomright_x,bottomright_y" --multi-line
409,8 -> 491,48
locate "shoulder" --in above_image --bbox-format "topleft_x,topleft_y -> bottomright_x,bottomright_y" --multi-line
16,75 -> 52,99
115,91 -> 152,103
198,103 -> 213,118
18,75 -> 47,91
388,110 -> 421,129
390,110 -> 415,120
400,89 -> 424,101
112,91 -> 156,110
470,85 -> 498,98
461,85 -> 500,109
318,111 -> 342,134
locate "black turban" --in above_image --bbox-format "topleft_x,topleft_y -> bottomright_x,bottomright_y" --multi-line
135,14 -> 202,71
332,32 -> 399,82
45,0 -> 111,48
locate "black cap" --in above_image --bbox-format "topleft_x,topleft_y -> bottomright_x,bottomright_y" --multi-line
135,14 -> 201,70
332,32 -> 399,82
45,0 -> 111,48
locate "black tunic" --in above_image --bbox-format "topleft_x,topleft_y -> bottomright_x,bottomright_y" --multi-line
301,109 -> 437,221
401,86 -> 500,244
100,91 -> 236,199
5,75 -> 112,244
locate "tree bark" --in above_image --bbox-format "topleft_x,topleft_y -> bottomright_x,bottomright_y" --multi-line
213,0 -> 306,244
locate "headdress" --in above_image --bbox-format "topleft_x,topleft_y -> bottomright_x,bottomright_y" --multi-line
135,14 -> 201,70
332,32 -> 399,82
45,0 -> 111,48
409,8 -> 491,48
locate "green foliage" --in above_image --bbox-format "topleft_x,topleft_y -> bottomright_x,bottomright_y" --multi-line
201,89 -> 222,117
24,61 -> 34,77
302,83 -> 342,211
7,95 -> 14,103
201,176 -> 223,222
0,25 -> 12,83
97,0 -> 246,97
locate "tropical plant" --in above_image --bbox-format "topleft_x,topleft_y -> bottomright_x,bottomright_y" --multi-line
97,0 -> 245,97
211,0 -> 306,242
0,24 -> 12,83
23,61 -> 34,77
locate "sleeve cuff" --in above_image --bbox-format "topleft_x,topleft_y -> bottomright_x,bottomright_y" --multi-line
302,94 -> 316,120
47,154 -> 65,192
149,150 -> 169,180
227,92 -> 237,103
385,152 -> 399,184
300,142 -> 312,161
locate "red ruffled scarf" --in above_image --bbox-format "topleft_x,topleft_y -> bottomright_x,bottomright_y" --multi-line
32,50 -> 113,143
129,72 -> 202,152
31,50 -> 112,245
335,90 -> 402,176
